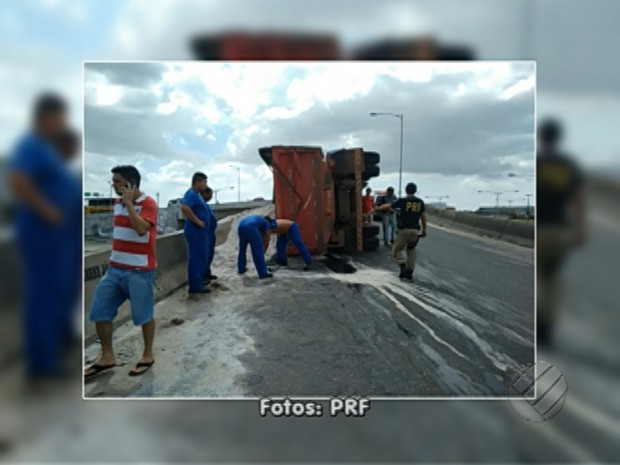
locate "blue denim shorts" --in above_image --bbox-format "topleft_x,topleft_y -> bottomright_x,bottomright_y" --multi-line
89,267 -> 155,326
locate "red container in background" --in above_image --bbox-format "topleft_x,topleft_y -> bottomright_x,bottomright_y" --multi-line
259,146 -> 334,255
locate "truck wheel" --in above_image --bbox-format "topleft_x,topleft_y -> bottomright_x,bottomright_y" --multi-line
364,151 -> 380,165
363,236 -> 380,251
362,224 -> 380,238
362,165 -> 380,180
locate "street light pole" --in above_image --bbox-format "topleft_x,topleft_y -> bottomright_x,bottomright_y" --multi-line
229,165 -> 241,202
478,190 -> 519,207
525,193 -> 533,214
213,186 -> 235,204
370,112 -> 405,197
399,114 -> 404,198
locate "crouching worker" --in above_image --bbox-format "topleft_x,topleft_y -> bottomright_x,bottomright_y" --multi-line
269,218 -> 313,270
237,214 -> 277,279
376,182 -> 426,281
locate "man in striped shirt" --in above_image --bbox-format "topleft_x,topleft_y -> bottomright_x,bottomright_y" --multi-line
85,165 -> 158,379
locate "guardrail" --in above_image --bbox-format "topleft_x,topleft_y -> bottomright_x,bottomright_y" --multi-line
84,201 -> 271,238
426,208 -> 533,247
83,214 -> 235,342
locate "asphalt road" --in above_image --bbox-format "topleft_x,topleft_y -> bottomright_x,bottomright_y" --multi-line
5,187 -> 618,463
74,208 -> 619,462
84,219 -> 534,398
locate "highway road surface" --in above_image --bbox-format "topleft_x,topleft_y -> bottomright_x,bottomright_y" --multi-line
84,216 -> 534,398
3,195 -> 618,463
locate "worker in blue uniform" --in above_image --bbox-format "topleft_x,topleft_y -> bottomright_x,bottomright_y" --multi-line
270,218 -> 313,270
237,214 -> 276,279
8,94 -> 81,378
200,187 -> 218,282
181,172 -> 211,294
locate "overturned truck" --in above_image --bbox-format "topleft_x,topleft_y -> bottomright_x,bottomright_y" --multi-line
259,146 -> 381,255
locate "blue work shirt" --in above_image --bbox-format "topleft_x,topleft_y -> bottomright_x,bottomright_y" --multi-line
182,188 -> 210,231
238,214 -> 269,233
205,203 -> 217,233
9,132 -> 81,236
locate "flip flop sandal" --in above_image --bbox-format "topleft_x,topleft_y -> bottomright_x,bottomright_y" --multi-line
84,363 -> 115,379
129,360 -> 155,377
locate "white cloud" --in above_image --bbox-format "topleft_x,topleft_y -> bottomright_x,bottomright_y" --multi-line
0,43 -> 82,153
84,61 -> 535,209
501,75 -> 535,100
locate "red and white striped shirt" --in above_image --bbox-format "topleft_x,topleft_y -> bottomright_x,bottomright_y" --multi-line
109,194 -> 158,270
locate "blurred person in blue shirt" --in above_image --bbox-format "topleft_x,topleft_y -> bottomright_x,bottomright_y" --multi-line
200,187 -> 218,282
8,94 -> 82,379
537,118 -> 586,346
52,128 -> 83,342
181,172 -> 211,294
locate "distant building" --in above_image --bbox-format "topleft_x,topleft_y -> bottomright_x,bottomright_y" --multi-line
427,202 -> 450,210
475,206 -> 535,218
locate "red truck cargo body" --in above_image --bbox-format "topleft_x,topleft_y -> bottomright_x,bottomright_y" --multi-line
259,146 -> 334,256
192,33 -> 340,60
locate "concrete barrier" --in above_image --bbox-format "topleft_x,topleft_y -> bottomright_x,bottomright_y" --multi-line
84,202 -> 270,238
84,214 -> 236,342
502,220 -> 535,246
471,216 -> 508,239
84,231 -> 188,342
0,231 -> 21,368
426,209 -> 533,247
438,209 -> 457,227
0,230 -> 21,305
454,212 -> 479,230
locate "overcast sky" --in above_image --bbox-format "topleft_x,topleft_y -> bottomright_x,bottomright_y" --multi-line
84,61 -> 534,209
2,0 -> 620,187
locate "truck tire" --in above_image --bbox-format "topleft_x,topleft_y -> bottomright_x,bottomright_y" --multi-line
364,151 -> 380,165
362,224 -> 380,238
362,165 -> 380,180
363,236 -> 380,251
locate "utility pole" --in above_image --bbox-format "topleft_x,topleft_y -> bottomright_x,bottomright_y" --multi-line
230,165 -> 241,202
370,112 -> 405,197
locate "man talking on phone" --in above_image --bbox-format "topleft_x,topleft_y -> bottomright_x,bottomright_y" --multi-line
85,165 -> 158,379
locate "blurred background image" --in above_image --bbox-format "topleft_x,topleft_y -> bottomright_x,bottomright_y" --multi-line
0,0 -> 619,463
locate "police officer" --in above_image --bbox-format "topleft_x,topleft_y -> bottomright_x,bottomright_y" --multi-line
376,182 -> 427,280
536,118 -> 585,345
